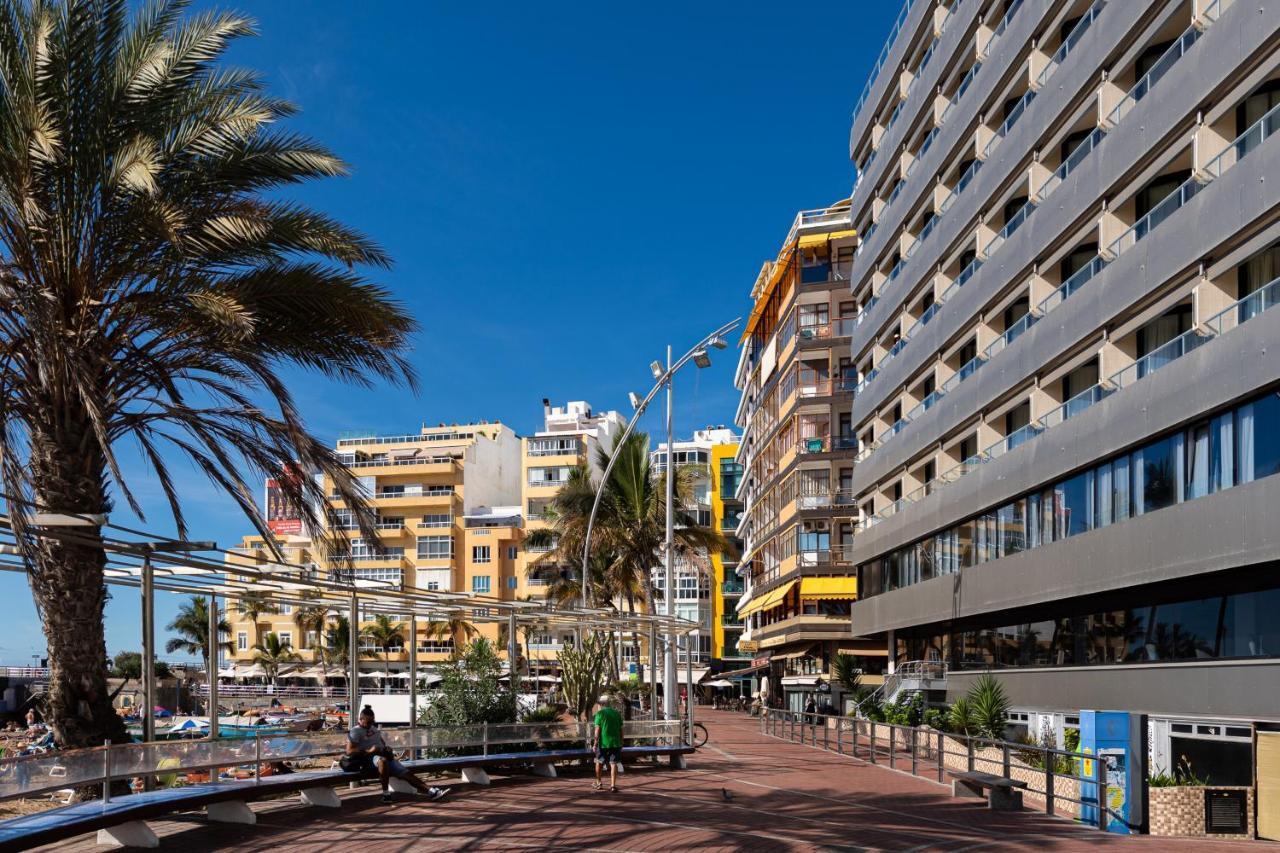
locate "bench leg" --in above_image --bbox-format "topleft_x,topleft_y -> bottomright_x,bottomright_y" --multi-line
388,777 -> 416,794
461,766 -> 491,786
207,800 -> 256,824
96,821 -> 159,848
301,786 -> 342,808
952,780 -> 984,799
988,788 -> 1023,811
530,763 -> 556,778
668,753 -> 687,770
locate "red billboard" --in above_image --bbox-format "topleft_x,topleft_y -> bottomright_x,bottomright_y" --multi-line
265,468 -> 303,536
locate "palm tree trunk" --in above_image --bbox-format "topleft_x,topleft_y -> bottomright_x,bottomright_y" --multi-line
27,423 -> 129,752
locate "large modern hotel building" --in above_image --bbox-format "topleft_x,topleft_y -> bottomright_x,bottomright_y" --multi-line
739,0 -> 1280,777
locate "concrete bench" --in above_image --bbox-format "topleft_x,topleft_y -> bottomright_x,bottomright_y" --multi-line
947,770 -> 1028,811
0,744 -> 694,850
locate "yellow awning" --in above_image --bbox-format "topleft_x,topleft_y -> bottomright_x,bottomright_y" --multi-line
797,233 -> 829,249
737,580 -> 797,617
740,249 -> 796,343
826,228 -> 857,242
799,576 -> 858,600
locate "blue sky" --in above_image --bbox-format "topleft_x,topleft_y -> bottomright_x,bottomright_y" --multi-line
0,1 -> 898,664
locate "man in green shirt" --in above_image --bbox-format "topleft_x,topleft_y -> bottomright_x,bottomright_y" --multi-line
591,694 -> 624,792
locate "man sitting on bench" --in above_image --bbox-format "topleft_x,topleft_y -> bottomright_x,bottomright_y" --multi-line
346,705 -> 447,804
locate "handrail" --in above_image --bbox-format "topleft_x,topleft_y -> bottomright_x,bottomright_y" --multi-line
761,709 -> 1108,828
0,720 -> 686,804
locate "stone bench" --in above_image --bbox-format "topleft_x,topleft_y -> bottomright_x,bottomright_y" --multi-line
948,770 -> 1028,811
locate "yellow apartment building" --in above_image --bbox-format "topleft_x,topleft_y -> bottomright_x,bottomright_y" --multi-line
224,402 -> 624,679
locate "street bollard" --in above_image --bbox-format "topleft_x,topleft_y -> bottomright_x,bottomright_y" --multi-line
103,740 -> 112,804
936,730 -> 944,783
889,726 -> 896,769
1046,747 -> 1055,816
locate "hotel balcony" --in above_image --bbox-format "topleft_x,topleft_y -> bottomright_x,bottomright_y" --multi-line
526,439 -> 584,458
343,454 -> 459,475
754,613 -> 851,649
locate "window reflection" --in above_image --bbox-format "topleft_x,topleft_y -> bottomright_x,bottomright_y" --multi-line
858,388 -> 1280,599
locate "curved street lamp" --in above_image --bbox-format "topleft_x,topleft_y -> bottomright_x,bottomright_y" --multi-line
580,318 -> 740,719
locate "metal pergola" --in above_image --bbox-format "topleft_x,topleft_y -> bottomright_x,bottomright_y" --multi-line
0,508 -> 698,749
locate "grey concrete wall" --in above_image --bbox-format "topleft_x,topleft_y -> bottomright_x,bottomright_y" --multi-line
846,150 -> 1280,573
848,0 -> 1280,431
846,0 -> 985,226
848,0 -> 953,162
848,0 -> 1053,300
850,124 -> 1280,499
947,660 -> 1280,722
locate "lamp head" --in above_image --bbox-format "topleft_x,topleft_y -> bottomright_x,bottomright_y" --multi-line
692,350 -> 712,369
709,336 -> 728,350
628,392 -> 642,410
649,360 -> 663,380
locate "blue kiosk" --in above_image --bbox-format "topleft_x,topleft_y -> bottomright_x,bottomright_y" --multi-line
1079,710 -> 1148,835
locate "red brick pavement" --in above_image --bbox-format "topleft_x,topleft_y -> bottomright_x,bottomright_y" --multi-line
44,710 -> 1264,851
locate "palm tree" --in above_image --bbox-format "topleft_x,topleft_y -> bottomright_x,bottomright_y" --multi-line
424,614 -> 476,651
322,615 -> 352,676
252,632 -> 301,687
0,1 -> 415,750
237,593 -> 278,647
165,596 -> 233,678
527,433 -> 732,664
292,593 -> 330,674
360,614 -> 405,682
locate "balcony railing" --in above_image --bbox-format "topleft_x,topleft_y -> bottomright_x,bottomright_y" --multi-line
527,441 -> 583,457
982,90 -> 1035,160
1034,0 -> 1105,89
859,271 -> 1280,533
721,580 -> 745,595
1106,3 -> 1218,128
1106,177 -> 1203,258
1037,127 -> 1103,199
850,0 -> 916,131
783,206 -> 853,249
347,455 -> 455,469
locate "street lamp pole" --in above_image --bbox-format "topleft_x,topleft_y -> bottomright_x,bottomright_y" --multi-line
578,318 -> 739,720
662,345 -> 677,719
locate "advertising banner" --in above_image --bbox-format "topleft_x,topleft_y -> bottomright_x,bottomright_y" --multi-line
265,467 -> 303,536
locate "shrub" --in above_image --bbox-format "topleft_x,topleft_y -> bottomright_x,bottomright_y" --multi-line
948,697 -> 980,736
968,673 -> 1010,740
419,637 -> 517,729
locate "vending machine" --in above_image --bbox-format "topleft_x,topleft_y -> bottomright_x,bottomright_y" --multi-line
1079,710 -> 1148,834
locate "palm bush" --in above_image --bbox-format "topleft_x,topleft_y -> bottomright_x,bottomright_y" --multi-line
252,632 -> 301,686
948,696 -> 980,736
0,0 -> 415,750
360,614 -> 405,681
968,673 -> 1011,739
165,596 -> 233,671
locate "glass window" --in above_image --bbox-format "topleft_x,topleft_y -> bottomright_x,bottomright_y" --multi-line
1210,412 -> 1235,493
1056,470 -> 1092,538
1148,597 -> 1221,660
472,576 -> 491,593
1239,392 -> 1280,482
417,536 -> 452,560
237,632 -> 248,651
1135,433 -> 1182,513
997,498 -> 1027,556
472,546 -> 491,564
1221,586 -> 1280,658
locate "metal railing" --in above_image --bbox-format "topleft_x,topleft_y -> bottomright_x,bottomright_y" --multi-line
762,711 -> 1108,829
346,456 -> 456,469
1037,127 -> 1103,199
1106,3 -> 1218,128
1035,0 -> 1106,89
0,720 -> 687,805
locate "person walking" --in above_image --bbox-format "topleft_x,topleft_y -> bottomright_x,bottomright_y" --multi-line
346,705 -> 447,804
591,694 -> 624,793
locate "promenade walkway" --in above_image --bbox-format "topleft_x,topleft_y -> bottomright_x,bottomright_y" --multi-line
43,711 -> 1258,851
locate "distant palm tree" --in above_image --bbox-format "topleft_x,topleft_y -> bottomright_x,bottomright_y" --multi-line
292,594 -> 330,674
0,0 -> 415,751
360,614 -> 405,682
323,615 -> 352,675
237,593 -> 279,647
165,597 -> 234,679
252,633 -> 301,687
528,433 -> 732,667
424,614 -> 477,650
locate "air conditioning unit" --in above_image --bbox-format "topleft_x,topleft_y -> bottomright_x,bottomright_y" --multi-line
802,519 -> 830,533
